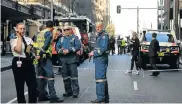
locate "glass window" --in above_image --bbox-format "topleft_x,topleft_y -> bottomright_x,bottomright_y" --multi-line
144,33 -> 171,42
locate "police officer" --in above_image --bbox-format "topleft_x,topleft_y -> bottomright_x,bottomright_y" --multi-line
34,21 -> 64,103
149,32 -> 160,76
127,32 -> 140,74
56,25 -> 81,98
89,22 -> 110,103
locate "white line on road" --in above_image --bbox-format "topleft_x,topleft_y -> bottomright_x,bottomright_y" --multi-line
133,81 -> 138,91
76,80 -> 94,104
6,91 -> 28,104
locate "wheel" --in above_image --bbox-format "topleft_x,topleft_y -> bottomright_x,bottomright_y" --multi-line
170,58 -> 179,69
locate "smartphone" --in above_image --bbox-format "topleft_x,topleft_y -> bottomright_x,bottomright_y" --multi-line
14,27 -> 21,36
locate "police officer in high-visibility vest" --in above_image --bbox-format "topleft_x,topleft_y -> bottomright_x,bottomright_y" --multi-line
34,21 -> 63,103
89,22 -> 110,103
56,25 -> 81,98
121,38 -> 126,54
32,24 -> 50,101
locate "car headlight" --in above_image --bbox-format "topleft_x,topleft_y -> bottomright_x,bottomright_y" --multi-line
171,47 -> 179,51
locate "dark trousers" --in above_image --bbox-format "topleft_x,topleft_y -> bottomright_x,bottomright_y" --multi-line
150,56 -> 160,75
12,57 -> 37,103
130,51 -> 139,70
52,54 -> 61,72
149,56 -> 158,70
62,62 -> 79,95
121,46 -> 126,54
110,45 -> 115,55
117,45 -> 121,54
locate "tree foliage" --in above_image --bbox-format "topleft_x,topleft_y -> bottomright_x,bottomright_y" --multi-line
106,24 -> 115,36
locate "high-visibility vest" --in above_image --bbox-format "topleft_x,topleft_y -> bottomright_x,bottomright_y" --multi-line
121,40 -> 126,46
52,42 -> 57,55
33,28 -> 52,57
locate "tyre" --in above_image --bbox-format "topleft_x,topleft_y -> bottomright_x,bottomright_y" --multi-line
170,58 -> 179,69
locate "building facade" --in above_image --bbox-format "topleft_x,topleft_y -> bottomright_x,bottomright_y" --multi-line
92,0 -> 110,26
159,0 -> 182,39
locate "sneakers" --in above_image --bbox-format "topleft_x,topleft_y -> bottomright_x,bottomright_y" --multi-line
50,97 -> 64,103
127,70 -> 132,73
136,71 -> 140,75
127,70 -> 140,75
72,95 -> 78,98
63,92 -> 73,97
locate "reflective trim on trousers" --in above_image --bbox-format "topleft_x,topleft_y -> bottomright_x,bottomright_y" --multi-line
63,76 -> 71,80
71,77 -> 78,80
96,79 -> 107,83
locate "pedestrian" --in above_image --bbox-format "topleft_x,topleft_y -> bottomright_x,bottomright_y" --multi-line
121,38 -> 126,54
10,23 -> 37,103
89,22 -> 110,103
56,25 -> 81,98
34,21 -> 64,103
149,32 -> 160,76
127,32 -> 140,74
117,35 -> 122,55
109,36 -> 115,55
32,24 -> 50,101
53,28 -> 63,75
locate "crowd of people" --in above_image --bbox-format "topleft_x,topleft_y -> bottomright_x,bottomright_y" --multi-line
9,20 -> 160,103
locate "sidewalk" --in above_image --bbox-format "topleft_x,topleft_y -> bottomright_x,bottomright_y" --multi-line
1,54 -> 13,72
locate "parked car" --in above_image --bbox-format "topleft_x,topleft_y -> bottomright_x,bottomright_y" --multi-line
140,30 -> 180,69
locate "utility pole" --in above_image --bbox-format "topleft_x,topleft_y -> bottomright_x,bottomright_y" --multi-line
51,0 -> 53,21
161,0 -> 163,30
137,6 -> 139,35
173,0 -> 179,40
166,0 -> 170,30
157,1 -> 159,29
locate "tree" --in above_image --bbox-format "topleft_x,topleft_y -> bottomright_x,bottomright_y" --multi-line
106,24 -> 115,36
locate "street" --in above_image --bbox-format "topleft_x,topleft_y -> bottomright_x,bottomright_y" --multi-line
1,54 -> 182,103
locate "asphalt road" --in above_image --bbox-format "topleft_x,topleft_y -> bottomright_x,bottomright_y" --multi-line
1,54 -> 182,103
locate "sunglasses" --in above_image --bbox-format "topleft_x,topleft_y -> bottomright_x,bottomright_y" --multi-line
64,29 -> 70,31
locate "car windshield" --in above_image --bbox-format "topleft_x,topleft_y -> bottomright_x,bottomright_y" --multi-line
144,33 -> 174,42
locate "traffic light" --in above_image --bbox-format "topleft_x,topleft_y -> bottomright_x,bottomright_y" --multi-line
117,5 -> 121,14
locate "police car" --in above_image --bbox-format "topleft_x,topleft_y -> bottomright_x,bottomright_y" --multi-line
140,30 -> 180,69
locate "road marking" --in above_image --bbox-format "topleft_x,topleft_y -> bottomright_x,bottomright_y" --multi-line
148,69 -> 182,72
133,81 -> 138,91
76,80 -> 94,103
6,91 -> 28,104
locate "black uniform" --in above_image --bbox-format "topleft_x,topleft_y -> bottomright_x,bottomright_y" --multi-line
149,38 -> 160,76
130,37 -> 140,71
109,37 -> 115,55
117,38 -> 121,54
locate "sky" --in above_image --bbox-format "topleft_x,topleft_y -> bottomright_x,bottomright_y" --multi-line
110,0 -> 158,37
